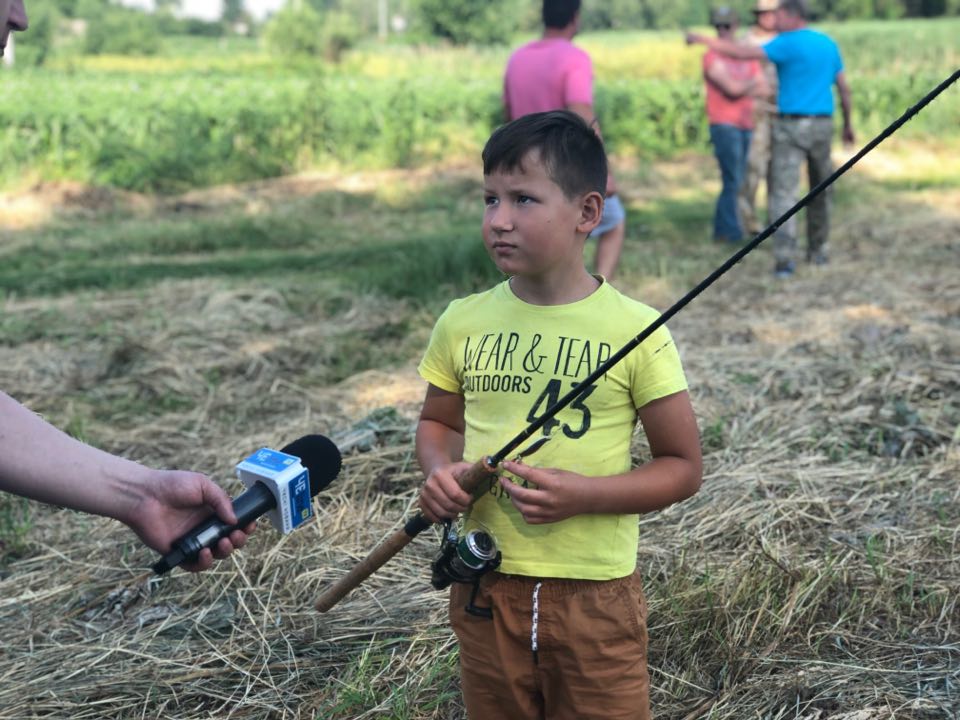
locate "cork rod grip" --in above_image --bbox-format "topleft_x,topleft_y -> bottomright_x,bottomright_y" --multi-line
314,525 -> 418,612
314,458 -> 497,613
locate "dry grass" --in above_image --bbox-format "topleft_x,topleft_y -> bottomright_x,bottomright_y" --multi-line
0,154 -> 958,719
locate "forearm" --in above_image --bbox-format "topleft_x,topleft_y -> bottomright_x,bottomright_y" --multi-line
0,392 -> 149,522
415,418 -> 464,477
581,456 -> 702,515
567,101 -> 603,141
696,35 -> 765,61
710,74 -> 754,99
839,85 -> 853,129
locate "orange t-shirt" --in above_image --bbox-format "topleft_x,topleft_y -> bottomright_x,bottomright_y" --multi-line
703,50 -> 760,129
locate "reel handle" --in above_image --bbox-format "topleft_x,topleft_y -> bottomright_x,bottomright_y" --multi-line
315,458 -> 498,613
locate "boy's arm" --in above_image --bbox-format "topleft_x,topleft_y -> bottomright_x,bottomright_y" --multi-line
500,390 -> 702,524
416,383 -> 474,523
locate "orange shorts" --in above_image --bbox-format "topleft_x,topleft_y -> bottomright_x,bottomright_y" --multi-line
450,570 -> 650,720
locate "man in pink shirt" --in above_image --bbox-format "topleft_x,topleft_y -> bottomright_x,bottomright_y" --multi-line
503,0 -> 625,281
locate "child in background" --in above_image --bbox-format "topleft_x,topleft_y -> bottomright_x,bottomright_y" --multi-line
416,110 -> 703,719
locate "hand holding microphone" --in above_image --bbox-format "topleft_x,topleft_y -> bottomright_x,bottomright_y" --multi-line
152,434 -> 342,574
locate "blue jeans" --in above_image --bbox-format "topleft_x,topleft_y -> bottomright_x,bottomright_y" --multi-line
710,124 -> 752,242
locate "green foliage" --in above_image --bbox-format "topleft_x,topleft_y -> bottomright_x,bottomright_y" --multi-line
320,10 -> 363,62
0,496 -> 33,565
10,0 -> 57,66
583,0 -> 706,30
84,7 -> 163,56
264,4 -> 360,62
264,3 -> 326,58
412,0 -> 524,45
1,20 -> 957,193
0,169 -> 502,303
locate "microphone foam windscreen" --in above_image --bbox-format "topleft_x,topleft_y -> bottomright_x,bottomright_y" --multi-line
280,434 -> 342,496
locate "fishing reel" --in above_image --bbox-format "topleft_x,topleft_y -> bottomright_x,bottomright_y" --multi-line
431,520 -> 501,618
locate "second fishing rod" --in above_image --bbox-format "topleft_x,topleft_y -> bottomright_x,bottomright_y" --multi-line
314,68 -> 960,614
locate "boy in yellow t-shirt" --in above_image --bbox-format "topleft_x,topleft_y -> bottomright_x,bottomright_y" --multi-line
416,110 -> 702,720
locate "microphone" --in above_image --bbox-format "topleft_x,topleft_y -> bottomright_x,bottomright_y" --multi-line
152,434 -> 342,574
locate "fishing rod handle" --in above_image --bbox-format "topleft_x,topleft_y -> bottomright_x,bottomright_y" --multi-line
314,458 -> 498,613
315,516 -> 425,612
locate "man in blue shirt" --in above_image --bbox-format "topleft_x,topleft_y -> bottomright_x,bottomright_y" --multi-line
687,0 -> 854,278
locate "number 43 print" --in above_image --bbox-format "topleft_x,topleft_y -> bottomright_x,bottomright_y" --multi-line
526,379 -> 595,439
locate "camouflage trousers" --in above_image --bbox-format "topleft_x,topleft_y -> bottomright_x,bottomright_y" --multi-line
769,115 -> 835,265
737,110 -> 772,235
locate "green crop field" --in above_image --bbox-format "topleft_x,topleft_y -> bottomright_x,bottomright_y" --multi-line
1,18 -> 957,192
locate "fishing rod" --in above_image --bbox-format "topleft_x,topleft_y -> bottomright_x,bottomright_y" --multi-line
314,68 -> 960,613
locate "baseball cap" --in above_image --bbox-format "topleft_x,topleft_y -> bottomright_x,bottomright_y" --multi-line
710,6 -> 739,25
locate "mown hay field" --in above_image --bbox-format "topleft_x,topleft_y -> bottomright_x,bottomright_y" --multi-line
1,22 -> 959,720
2,132 -> 958,718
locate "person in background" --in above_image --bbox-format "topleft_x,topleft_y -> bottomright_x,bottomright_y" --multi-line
0,0 -> 28,56
1,1 -> 251,572
687,0 -> 854,277
700,6 -> 765,244
503,0 -> 625,281
737,0 -> 779,236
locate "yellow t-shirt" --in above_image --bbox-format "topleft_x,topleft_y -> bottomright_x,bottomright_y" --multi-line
418,279 -> 688,580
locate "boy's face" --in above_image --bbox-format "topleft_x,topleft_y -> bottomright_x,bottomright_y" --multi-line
482,150 -> 601,280
0,0 -> 28,57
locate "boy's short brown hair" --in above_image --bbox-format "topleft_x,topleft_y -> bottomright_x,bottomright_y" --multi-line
482,110 -> 607,200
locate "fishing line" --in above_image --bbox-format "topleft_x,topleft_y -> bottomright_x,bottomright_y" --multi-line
486,68 -> 960,467
314,69 -> 959,613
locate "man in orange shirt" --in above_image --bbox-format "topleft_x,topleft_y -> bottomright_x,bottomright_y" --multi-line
701,7 -> 766,244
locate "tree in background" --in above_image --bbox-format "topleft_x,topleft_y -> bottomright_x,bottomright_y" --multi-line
411,0 -> 525,45
84,5 -> 163,55
264,1 -> 360,62
575,0 -> 717,30
10,0 -> 57,65
265,2 -> 325,57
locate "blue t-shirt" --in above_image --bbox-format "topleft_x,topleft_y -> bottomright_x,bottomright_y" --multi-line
763,28 -> 843,116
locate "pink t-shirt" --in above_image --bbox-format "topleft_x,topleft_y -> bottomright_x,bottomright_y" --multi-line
503,38 -> 593,119
703,50 -> 759,129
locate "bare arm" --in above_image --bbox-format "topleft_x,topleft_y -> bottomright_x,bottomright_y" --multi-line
705,60 -> 757,99
568,101 -> 617,195
500,391 -> 703,523
752,65 -> 771,100
686,32 -> 767,61
0,391 -> 251,571
416,384 -> 473,522
835,70 -> 855,144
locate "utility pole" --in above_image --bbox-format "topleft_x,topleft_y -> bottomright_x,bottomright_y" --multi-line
378,0 -> 388,40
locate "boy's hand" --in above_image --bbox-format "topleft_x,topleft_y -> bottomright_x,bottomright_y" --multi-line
419,461 -> 475,523
499,461 -> 591,524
